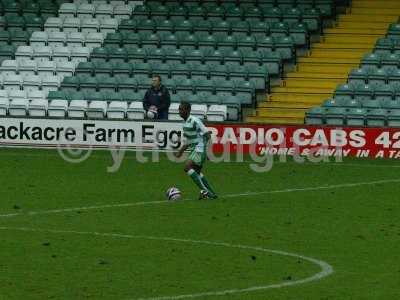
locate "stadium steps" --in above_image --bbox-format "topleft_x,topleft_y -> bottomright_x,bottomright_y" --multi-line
247,0 -> 396,124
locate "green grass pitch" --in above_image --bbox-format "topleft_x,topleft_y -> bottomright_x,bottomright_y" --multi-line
0,148 -> 399,300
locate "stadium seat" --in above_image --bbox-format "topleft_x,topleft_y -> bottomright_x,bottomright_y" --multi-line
325,107 -> 347,126
68,99 -> 87,118
0,98 -> 9,116
48,99 -> 68,118
127,101 -> 144,120
167,102 -> 180,121
346,108 -> 366,126
8,98 -> 29,116
8,89 -> 26,100
18,59 -> 36,76
387,109 -> 400,127
0,60 -> 18,76
207,105 -> 227,122
23,75 -> 41,91
28,99 -> 48,117
107,101 -> 127,119
305,107 -> 325,125
87,101 -> 107,119
3,74 -> 22,91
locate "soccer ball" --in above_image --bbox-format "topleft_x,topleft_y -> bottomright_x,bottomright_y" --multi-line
166,187 -> 181,201
146,106 -> 158,119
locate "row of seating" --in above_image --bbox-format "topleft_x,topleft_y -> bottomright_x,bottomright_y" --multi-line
131,4 -> 325,23
348,67 -> 400,86
44,17 -> 118,33
0,74 -> 60,93
74,61 -> 269,89
103,31 -> 303,52
87,47 -> 282,75
305,107 -> 400,127
1,59 -> 74,77
334,83 -> 400,101
59,2 -> 141,19
119,18 -> 311,40
362,52 -> 400,69
0,15 -> 49,30
30,31 -> 104,48
0,98 -> 228,121
0,1 -> 61,17
14,45 -> 90,63
0,88 -> 47,99
324,98 -> 400,109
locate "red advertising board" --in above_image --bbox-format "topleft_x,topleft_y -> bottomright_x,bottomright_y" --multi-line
209,124 -> 400,159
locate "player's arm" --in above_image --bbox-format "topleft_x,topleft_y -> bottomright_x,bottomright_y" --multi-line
175,143 -> 189,158
197,120 -> 212,144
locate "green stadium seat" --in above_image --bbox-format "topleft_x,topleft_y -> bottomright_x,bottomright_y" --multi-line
283,8 -> 301,25
147,48 -> 165,64
156,19 -> 174,34
174,19 -> 193,34
388,68 -> 400,86
141,32 -> 160,49
212,20 -> 231,34
274,36 -> 294,60
222,49 -> 242,67
133,5 -> 150,18
325,107 -> 347,126
237,35 -> 256,51
256,35 -> 275,50
348,68 -> 368,85
368,68 -> 387,88
48,90 -> 67,100
335,84 -> 353,101
23,2 -> 40,16
197,33 -> 217,51
137,19 -> 155,33
0,17 -> 5,31
261,6 -> 282,23
117,76 -> 137,92
208,63 -> 227,81
374,84 -> 394,101
132,62 -> 151,76
381,53 -> 399,72
91,47 -> 108,63
231,20 -> 250,35
346,108 -> 366,126
76,61 -> 95,76
79,75 -> 97,92
178,33 -> 197,51
289,22 -> 308,47
189,62 -> 209,81
152,61 -> 171,78
96,75 -> 117,92
215,33 -> 236,51
206,6 -> 226,21
366,108 -> 387,127
244,5 -> 262,20
246,65 -> 269,90
353,83 -> 373,101
104,32 -> 122,48
248,20 -> 270,37
0,31 -> 9,46
119,19 -> 137,33
302,8 -> 321,32
387,109 -> 400,127
305,107 -> 325,125
193,78 -> 214,93
0,45 -> 15,63
125,47 -> 146,64
187,5 -> 204,21
259,49 -> 281,76
175,78 -> 195,93
113,62 -> 132,78
225,6 -> 243,22
387,23 -> 400,39
164,48 -> 184,64
108,47 -> 127,63
195,19 -> 212,34
315,0 -> 334,17
61,76 -> 80,92
25,16 -> 43,31
361,53 -> 381,69
159,32 -> 178,50
362,99 -> 381,109
6,15 -> 25,30
94,61 -> 113,76
4,1 -> 20,16
374,38 -> 393,55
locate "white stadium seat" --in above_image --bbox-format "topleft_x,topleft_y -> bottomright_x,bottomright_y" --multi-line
30,31 -> 48,47
52,46 -> 71,63
168,103 -> 180,121
191,104 -> 208,120
33,46 -> 53,62
23,75 -> 42,92
66,32 -> 85,48
48,99 -> 68,118
107,101 -> 127,119
0,98 -> 9,116
81,18 -> 100,34
0,60 -> 18,76
77,4 -> 95,18
70,47 -> 90,64
127,101 -> 144,120
37,60 -> 56,77
8,98 -> 29,116
44,17 -> 64,32
207,105 -> 227,122
48,31 -> 67,47
18,59 -> 37,76
113,5 -> 132,20
95,4 -> 113,19
3,74 -> 22,91
8,90 -> 27,100
0,90 -> 8,98
56,61 -> 75,79
41,75 -> 60,94
29,99 -> 48,117
87,101 -> 107,119
63,18 -> 81,33
68,99 -> 87,118
85,32 -> 104,49
59,3 -> 77,18
99,18 -> 118,33
28,90 -> 46,100
15,46 -> 34,61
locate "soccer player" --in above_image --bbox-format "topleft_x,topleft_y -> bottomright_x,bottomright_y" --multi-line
174,101 -> 217,199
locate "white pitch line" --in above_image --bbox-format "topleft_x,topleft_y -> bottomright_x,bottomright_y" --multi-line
0,178 -> 398,219
0,226 -> 334,300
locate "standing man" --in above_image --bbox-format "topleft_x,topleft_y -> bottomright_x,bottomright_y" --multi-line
143,75 -> 171,120
175,101 -> 218,200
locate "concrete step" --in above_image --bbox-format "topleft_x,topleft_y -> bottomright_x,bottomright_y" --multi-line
269,93 -> 329,103
296,63 -> 357,73
350,7 -> 400,15
324,28 -> 387,35
352,0 -> 400,9
323,35 -> 379,44
298,57 -> 360,64
259,101 -> 316,109
337,22 -> 390,30
309,49 -> 366,59
338,14 -> 398,22
285,72 -> 348,80
281,79 -> 341,89
312,42 -> 372,50
257,108 -> 307,118
246,116 -> 305,125
271,86 -> 333,94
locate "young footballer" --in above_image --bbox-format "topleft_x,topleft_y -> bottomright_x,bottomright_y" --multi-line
175,101 -> 217,199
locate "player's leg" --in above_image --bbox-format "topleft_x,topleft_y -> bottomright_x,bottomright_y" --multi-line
184,160 -> 209,192
194,152 -> 217,197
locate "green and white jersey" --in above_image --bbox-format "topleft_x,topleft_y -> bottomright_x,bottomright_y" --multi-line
182,115 -> 208,152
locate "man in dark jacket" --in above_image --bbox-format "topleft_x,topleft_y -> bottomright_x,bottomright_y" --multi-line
143,75 -> 171,120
